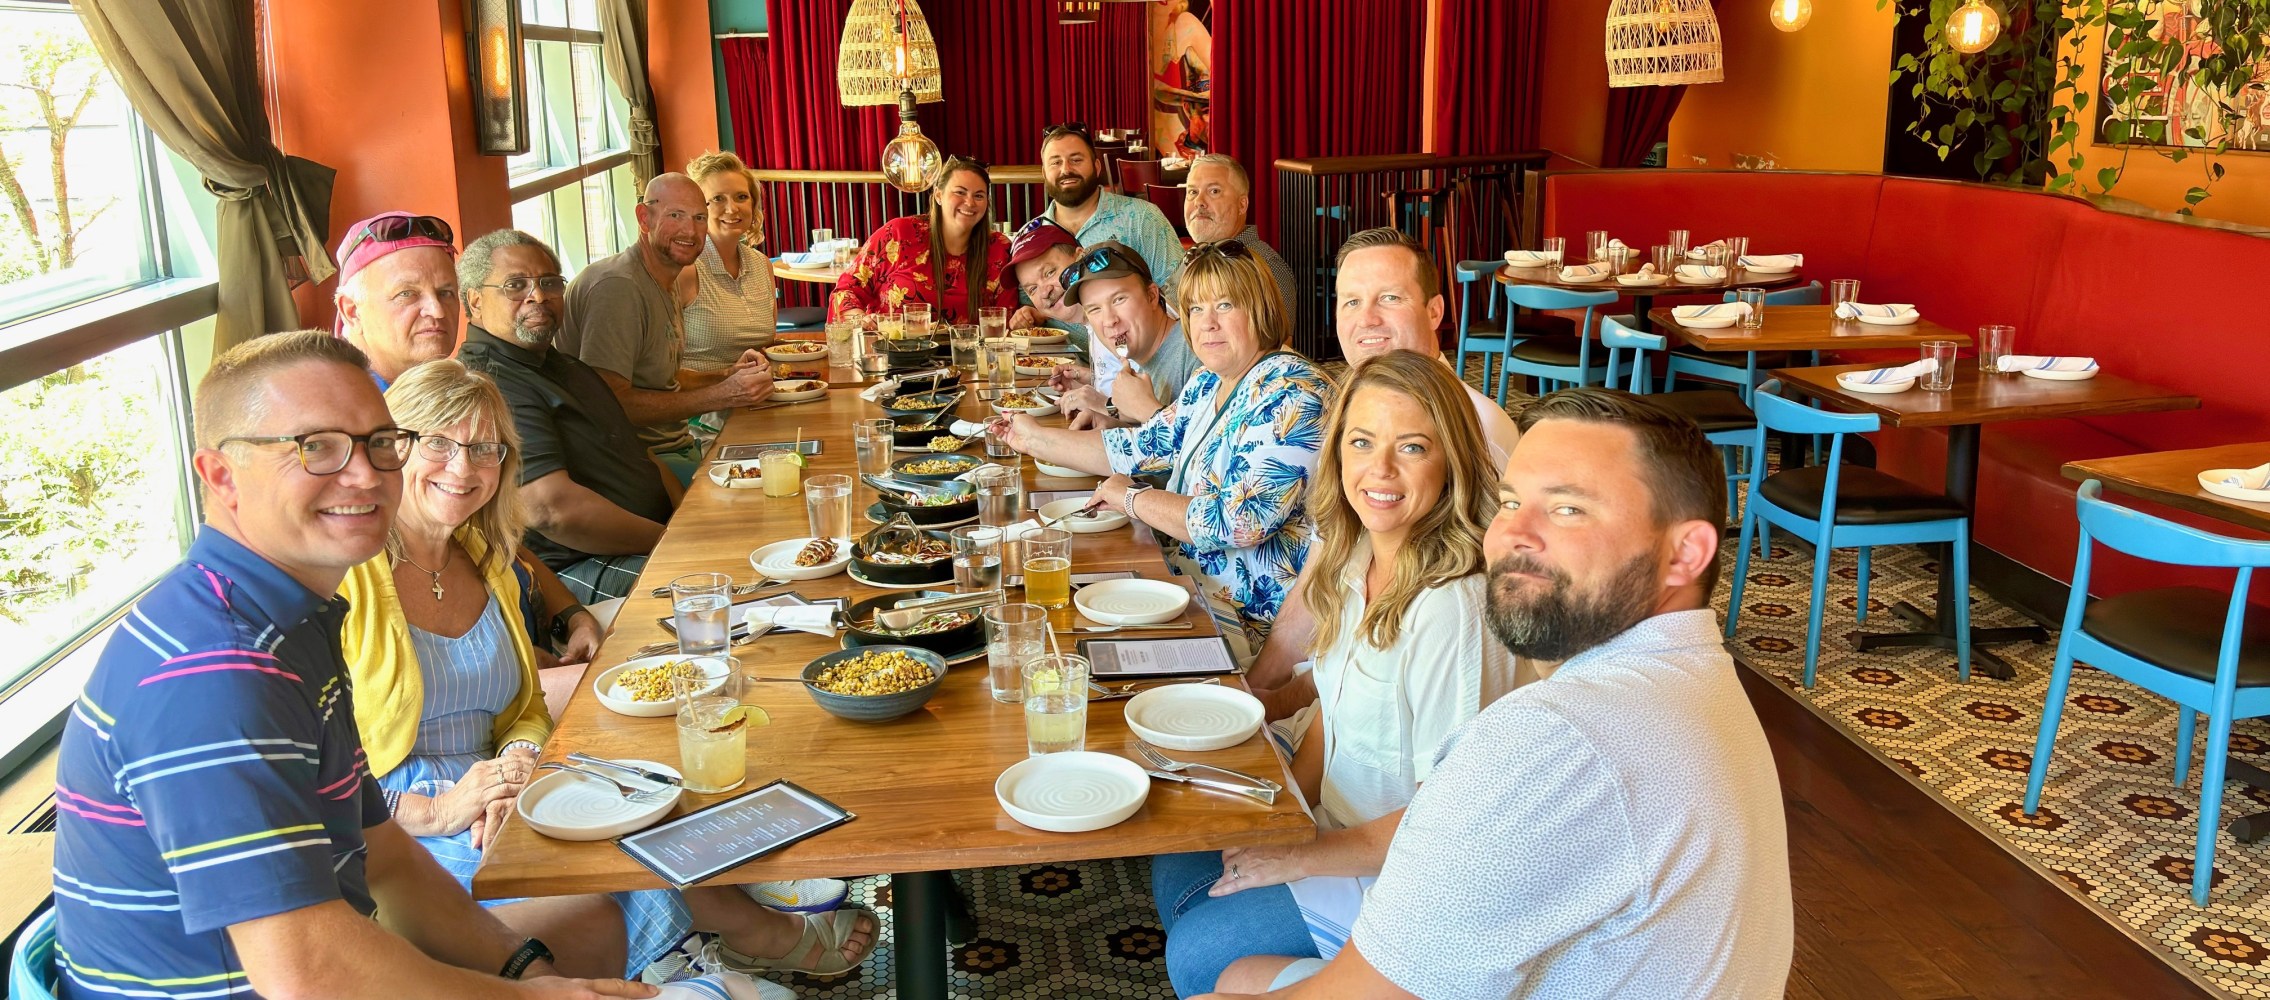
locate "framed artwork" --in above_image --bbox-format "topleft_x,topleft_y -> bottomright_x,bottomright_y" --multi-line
2094,1 -> 2270,152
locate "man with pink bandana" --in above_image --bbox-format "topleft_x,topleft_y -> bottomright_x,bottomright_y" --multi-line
334,212 -> 462,389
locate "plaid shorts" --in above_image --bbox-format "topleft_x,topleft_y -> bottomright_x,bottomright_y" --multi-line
559,554 -> 648,605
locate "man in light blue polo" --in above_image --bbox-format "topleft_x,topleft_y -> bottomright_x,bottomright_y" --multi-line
1037,123 -> 1184,295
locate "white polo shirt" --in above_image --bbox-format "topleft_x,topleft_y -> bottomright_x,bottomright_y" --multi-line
1464,379 -> 1521,473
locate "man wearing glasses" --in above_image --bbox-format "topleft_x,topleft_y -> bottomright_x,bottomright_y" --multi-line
458,229 -> 678,606
1038,123 -> 1185,296
334,211 -> 463,389
50,330 -> 659,1000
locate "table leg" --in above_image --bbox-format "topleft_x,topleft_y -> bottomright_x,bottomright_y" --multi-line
892,871 -> 952,1000
1850,423 -> 2044,681
1632,293 -> 1655,333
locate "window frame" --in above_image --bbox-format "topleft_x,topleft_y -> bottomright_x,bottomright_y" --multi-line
507,18 -> 637,271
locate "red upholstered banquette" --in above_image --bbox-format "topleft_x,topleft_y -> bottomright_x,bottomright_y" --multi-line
1541,170 -> 2270,600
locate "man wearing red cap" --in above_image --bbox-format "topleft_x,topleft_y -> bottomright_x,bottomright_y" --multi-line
334,212 -> 464,388
1006,215 -> 1125,395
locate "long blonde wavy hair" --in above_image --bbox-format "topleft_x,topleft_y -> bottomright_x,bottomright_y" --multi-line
381,360 -> 526,576
1301,351 -> 1500,654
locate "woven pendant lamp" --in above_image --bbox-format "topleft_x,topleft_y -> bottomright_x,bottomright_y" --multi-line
1605,0 -> 1724,87
837,0 -> 942,105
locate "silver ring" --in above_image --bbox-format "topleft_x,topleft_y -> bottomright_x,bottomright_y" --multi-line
1230,864 -> 1240,879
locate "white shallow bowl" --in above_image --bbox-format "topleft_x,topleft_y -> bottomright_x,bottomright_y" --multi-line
770,379 -> 829,402
1035,460 -> 1092,479
1019,332 -> 1068,346
763,343 -> 831,364
992,389 -> 1060,418
1674,315 -> 1737,329
593,655 -> 732,717
2199,468 -> 2270,503
749,537 -> 854,580
996,751 -> 1149,833
1074,578 -> 1191,625
1837,373 -> 1916,395
2021,367 -> 2097,381
1038,498 -> 1129,534
519,759 -> 682,841
1616,273 -> 1670,286
1016,357 -> 1076,377
708,461 -> 762,489
1125,684 -> 1265,753
1856,312 -> 1921,327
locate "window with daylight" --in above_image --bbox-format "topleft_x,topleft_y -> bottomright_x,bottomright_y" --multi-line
509,0 -> 639,275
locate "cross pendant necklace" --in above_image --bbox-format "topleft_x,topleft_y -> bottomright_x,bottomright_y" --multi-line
395,544 -> 451,602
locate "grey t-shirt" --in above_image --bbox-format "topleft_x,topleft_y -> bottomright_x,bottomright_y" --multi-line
561,247 -> 692,455
1138,321 -> 1199,407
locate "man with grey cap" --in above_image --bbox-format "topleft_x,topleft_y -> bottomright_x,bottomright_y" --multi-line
1049,240 -> 1200,431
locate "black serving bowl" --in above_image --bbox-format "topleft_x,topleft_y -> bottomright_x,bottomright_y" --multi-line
880,391 -> 962,421
800,645 -> 947,722
851,528 -> 955,585
888,452 -> 982,482
841,591 -> 988,656
876,480 -> 978,525
876,337 -> 940,364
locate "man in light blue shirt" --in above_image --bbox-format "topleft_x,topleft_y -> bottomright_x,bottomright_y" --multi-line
1038,123 -> 1184,295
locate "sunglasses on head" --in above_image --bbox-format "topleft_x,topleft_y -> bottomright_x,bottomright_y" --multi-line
340,214 -> 453,262
1016,215 -> 1070,239
1059,245 -> 1127,293
1040,121 -> 1092,143
1184,239 -> 1254,263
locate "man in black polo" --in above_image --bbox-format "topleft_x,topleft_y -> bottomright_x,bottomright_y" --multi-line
457,229 -> 678,604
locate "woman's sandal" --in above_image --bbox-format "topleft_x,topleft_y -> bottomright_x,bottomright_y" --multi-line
698,905 -> 881,980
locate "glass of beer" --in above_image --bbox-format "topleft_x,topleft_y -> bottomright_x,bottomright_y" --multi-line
760,448 -> 802,497
1023,527 -> 1072,609
676,694 -> 748,793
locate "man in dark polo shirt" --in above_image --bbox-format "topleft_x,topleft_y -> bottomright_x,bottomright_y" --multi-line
457,229 -> 678,604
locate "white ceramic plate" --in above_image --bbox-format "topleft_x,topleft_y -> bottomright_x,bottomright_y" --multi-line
749,537 -> 854,581
708,461 -> 762,489
763,343 -> 831,363
1125,684 -> 1265,753
1856,313 -> 1921,327
1742,264 -> 1796,274
2021,367 -> 2097,381
1837,373 -> 1916,395
787,258 -> 834,271
1019,332 -> 1068,346
1502,251 -> 1558,268
1039,498 -> 1129,534
1035,460 -> 1092,479
1074,578 -> 1191,625
593,656 -> 732,717
518,759 -> 682,841
1016,357 -> 1076,377
992,389 -> 1060,418
1616,274 -> 1670,286
1674,316 -> 1737,329
771,379 -> 829,402
2199,468 -> 2270,503
995,751 -> 1149,833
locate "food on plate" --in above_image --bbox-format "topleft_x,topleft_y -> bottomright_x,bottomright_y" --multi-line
721,463 -> 759,481
859,609 -> 976,637
793,537 -> 839,566
996,390 -> 1046,409
895,394 -> 952,410
769,343 -> 826,356
863,535 -> 952,564
1017,355 -> 1072,370
926,435 -> 969,452
894,491 -> 962,508
613,659 -> 709,703
897,457 -> 972,475
810,649 -> 936,695
776,379 -> 824,393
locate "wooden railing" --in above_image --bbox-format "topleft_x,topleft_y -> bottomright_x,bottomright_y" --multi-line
753,166 -> 1050,307
1274,152 -> 1550,359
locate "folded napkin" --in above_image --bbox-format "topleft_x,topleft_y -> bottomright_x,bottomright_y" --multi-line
949,418 -> 989,437
1674,264 -> 1728,281
1504,249 -> 1560,267
1994,355 -> 2098,374
1607,237 -> 1634,251
1834,301 -> 1919,320
736,603 -> 839,638
780,249 -> 834,267
2219,463 -> 2270,490
656,973 -> 795,1000
955,461 -> 1021,484
1739,253 -> 1804,268
1671,302 -> 1751,322
1558,262 -> 1611,281
1619,263 -> 1661,281
1844,358 -> 1939,384
1685,239 -> 1729,259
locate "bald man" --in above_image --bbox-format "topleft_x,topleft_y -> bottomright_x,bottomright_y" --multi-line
561,173 -> 774,485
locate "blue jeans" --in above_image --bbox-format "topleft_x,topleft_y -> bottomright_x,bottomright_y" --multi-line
1151,851 -> 1318,997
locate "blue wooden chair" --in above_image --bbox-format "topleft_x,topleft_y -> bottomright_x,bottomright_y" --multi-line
9,907 -> 57,999
1452,260 -> 1509,399
1663,281 -> 1824,401
1599,315 -> 1755,521
2022,479 -> 2270,906
1726,380 -> 1973,687
1497,285 -> 1618,399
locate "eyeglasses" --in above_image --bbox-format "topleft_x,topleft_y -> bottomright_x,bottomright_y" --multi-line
477,274 -> 567,300
1015,215 -> 1070,239
415,434 -> 511,468
339,215 -> 453,263
219,429 -> 419,475
1184,239 -> 1254,263
1059,245 -> 1128,295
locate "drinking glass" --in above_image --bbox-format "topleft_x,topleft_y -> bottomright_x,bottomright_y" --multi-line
978,306 -> 1009,343
854,418 -> 895,477
975,465 -> 1025,529
671,573 -> 733,657
902,302 -> 933,341
676,695 -> 748,793
1829,279 -> 1862,310
1921,341 -> 1959,392
1023,653 -> 1091,756
952,525 -> 1004,592
1978,324 -> 2015,372
831,243 -> 858,269
809,227 -> 835,249
984,603 -> 1048,704
1737,288 -> 1766,329
1650,244 -> 1676,275
985,426 -> 1018,460
1668,229 -> 1692,256
759,448 -> 802,497
1725,236 -> 1750,270
1585,230 -> 1609,263
1023,527 -> 1072,609
1606,245 -> 1633,275
876,311 -> 905,342
1701,246 -> 1729,270
1537,237 -> 1565,268
826,319 -> 859,367
984,339 -> 1018,385
805,474 -> 853,541
949,324 -> 981,370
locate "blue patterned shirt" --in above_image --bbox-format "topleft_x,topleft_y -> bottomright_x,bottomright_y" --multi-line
1048,190 -> 1185,296
1101,352 -> 1332,657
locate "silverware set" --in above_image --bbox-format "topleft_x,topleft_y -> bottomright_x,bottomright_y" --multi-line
1133,742 -> 1281,804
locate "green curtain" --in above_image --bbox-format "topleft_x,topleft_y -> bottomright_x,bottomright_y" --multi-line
599,0 -> 662,186
71,0 -> 335,356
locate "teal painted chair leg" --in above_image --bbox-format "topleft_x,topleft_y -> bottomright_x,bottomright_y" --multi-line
2023,643 -> 2078,814
1804,534 -> 1833,688
1856,547 -> 1872,622
1952,528 -> 1973,683
2176,709 -> 2198,786
2196,698 -> 2239,905
1727,505 -> 1759,641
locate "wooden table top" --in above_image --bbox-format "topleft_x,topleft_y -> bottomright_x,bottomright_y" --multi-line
1771,363 -> 2202,429
473,389 -> 1313,900
772,258 -> 844,285
2062,442 -> 2270,535
1496,262 -> 1804,294
1650,305 -> 1973,353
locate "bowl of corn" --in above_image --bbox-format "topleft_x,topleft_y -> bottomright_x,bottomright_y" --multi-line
800,645 -> 948,722
593,655 -> 732,717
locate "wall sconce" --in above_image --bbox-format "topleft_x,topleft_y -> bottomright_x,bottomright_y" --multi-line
468,0 -> 529,156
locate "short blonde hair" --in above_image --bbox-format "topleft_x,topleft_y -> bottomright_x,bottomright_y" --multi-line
1174,245 -> 1292,352
194,330 -> 372,448
382,359 -> 525,576
686,149 -> 760,197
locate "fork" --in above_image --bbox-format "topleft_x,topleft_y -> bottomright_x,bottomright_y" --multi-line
625,629 -> 759,659
648,579 -> 785,600
1134,743 -> 1284,793
535,762 -> 675,804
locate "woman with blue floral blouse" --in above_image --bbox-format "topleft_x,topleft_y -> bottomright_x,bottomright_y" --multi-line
996,241 -> 1331,659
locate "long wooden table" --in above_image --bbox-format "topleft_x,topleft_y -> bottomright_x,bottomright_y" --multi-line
1648,304 -> 1972,354
1500,262 -> 1805,333
2061,442 -> 2270,535
473,386 -> 1313,999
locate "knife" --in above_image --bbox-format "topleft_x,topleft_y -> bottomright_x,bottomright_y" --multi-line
565,753 -> 680,789
1144,768 -> 1276,804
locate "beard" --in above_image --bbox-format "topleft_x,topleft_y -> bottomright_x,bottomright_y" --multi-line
1484,549 -> 1659,662
1048,171 -> 1101,207
509,310 -> 558,349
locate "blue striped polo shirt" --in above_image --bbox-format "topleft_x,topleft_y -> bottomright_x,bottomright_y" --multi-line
51,528 -> 389,999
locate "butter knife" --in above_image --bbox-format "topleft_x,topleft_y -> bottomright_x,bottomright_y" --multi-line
1144,768 -> 1276,804
565,752 -> 680,789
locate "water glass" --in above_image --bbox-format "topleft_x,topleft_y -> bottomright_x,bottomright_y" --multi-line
826,319 -> 859,367
950,324 -> 981,370
831,243 -> 857,269
805,474 -> 852,541
1538,237 -> 1565,268
809,227 -> 834,249
1023,653 -> 1091,756
978,306 -> 1009,342
1585,230 -> 1610,263
676,694 -> 748,793
984,603 -> 1048,704
1667,229 -> 1691,256
1737,288 -> 1766,329
671,572 -> 733,657
975,465 -> 1025,529
983,339 -> 1018,384
854,418 -> 895,476
1921,341 -> 1959,391
759,448 -> 802,497
902,302 -> 933,341
1978,324 -> 2015,372
1725,236 -> 1750,269
1830,279 -> 1862,309
1650,244 -> 1676,275
985,426 -> 1018,460
952,525 -> 1004,592
1023,527 -> 1073,609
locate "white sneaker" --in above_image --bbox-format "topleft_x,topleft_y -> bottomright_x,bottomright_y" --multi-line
656,971 -> 797,1000
740,878 -> 849,913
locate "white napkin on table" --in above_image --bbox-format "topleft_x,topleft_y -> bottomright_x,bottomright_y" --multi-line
1504,249 -> 1559,267
1844,358 -> 1940,384
1685,239 -> 1729,259
1607,237 -> 1634,252
1835,301 -> 1919,320
1739,253 -> 1805,268
736,603 -> 840,638
1674,264 -> 1728,281
1557,262 -> 1611,281
1994,355 -> 2098,374
2219,463 -> 2270,490
1671,302 -> 1751,322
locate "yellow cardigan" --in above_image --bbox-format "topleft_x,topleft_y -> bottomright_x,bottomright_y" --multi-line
338,527 -> 553,779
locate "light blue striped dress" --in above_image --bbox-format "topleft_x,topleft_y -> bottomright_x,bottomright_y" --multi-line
379,596 -> 691,975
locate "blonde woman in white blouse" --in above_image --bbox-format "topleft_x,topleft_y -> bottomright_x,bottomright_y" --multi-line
1149,350 -> 1522,997
677,150 -> 780,371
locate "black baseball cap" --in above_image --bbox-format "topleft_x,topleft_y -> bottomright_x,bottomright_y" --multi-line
1059,241 -> 1154,305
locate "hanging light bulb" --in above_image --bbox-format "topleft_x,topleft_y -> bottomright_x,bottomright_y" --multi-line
1768,0 -> 1812,31
1946,0 -> 2002,54
876,3 -> 940,193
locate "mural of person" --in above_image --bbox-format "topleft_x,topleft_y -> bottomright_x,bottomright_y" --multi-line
1151,0 -> 1212,158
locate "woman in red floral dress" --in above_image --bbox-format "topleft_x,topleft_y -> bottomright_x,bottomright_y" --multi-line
828,157 -> 1018,325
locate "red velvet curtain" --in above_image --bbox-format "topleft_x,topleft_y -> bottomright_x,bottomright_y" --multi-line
1214,0 -> 1426,242
1601,85 -> 1686,168
1433,0 -> 1544,155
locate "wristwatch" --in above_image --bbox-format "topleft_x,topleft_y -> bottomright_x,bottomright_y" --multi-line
1122,482 -> 1154,519
549,603 -> 588,643
500,937 -> 553,979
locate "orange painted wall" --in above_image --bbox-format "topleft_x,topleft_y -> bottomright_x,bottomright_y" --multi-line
651,0 -> 722,172
2066,22 -> 2270,228
1538,0 -> 1611,165
1666,0 -> 1895,171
